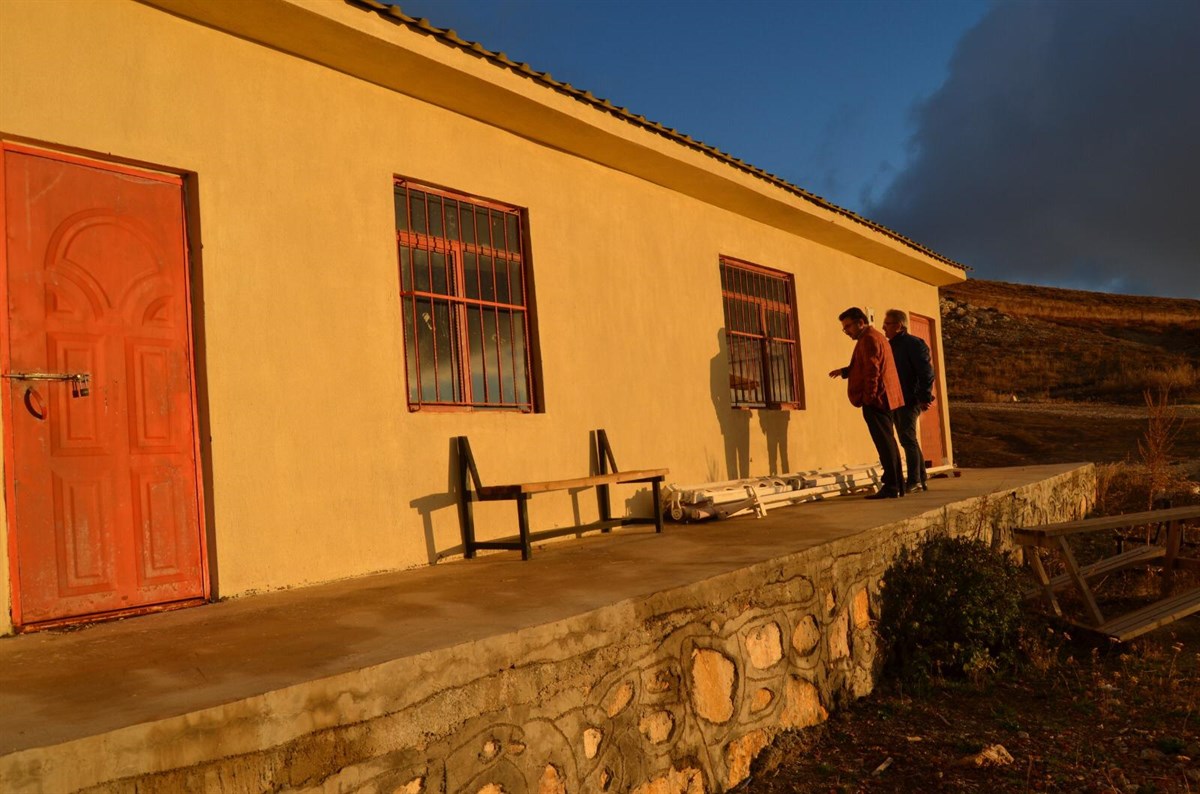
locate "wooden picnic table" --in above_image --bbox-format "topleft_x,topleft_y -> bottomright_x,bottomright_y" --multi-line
1015,505 -> 1200,641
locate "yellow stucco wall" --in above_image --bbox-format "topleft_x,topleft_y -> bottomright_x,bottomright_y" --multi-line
0,0 -> 960,631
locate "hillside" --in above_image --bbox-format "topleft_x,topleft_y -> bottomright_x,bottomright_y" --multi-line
940,279 -> 1200,469
945,279 -> 1200,325
940,279 -> 1200,404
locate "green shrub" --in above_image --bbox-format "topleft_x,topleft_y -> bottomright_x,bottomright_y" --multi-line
879,534 -> 1024,686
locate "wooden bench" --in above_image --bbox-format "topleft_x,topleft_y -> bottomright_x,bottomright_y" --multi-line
1015,505 -> 1200,641
455,430 -> 668,560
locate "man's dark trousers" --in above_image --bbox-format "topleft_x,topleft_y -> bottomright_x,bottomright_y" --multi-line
862,405 -> 904,495
894,404 -> 926,488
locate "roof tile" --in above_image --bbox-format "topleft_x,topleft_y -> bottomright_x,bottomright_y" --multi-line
349,0 -> 965,271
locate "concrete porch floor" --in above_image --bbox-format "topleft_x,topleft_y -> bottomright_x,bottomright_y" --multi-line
0,463 -> 1091,791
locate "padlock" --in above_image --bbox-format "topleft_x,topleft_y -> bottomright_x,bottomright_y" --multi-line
70,378 -> 80,399
78,375 -> 90,398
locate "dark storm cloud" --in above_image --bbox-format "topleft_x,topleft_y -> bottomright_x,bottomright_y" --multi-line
870,0 -> 1200,298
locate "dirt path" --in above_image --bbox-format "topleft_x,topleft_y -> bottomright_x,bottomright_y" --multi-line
956,401 -> 1200,420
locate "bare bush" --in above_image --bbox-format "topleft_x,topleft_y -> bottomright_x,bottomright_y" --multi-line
1138,388 -> 1181,510
1094,462 -> 1139,516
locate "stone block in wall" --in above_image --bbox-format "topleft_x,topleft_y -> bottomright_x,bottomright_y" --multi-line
725,729 -> 770,789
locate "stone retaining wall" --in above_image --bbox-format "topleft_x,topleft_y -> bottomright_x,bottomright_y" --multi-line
85,465 -> 1094,794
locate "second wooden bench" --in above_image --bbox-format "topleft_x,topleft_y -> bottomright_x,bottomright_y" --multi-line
1016,505 -> 1200,641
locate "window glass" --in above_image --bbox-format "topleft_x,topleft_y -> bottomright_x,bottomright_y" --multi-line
505,215 -> 520,253
490,213 -> 506,252
431,251 -> 448,296
428,195 -> 444,238
475,207 -> 492,248
410,192 -> 427,235
444,200 -> 460,241
512,314 -> 529,405
483,309 -> 501,403
508,261 -> 524,304
468,306 -> 486,401
479,254 -> 495,302
464,251 -> 480,300
399,247 -> 412,292
496,259 -> 511,304
394,189 -> 409,232
412,248 -> 430,293
461,207 -> 476,244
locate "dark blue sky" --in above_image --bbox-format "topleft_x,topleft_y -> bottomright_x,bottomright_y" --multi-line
396,0 -> 1200,299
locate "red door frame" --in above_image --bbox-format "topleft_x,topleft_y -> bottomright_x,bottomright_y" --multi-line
910,311 -> 948,467
0,139 -> 210,630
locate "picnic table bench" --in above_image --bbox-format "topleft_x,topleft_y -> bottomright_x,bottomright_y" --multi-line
455,430 -> 668,560
1015,505 -> 1200,641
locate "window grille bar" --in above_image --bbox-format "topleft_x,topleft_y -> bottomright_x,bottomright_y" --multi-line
496,214 -> 508,402
409,291 -> 423,402
731,264 -> 742,398
492,306 -> 502,404
515,218 -> 532,407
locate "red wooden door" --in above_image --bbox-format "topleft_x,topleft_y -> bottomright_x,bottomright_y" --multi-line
909,313 -> 947,467
2,145 -> 206,627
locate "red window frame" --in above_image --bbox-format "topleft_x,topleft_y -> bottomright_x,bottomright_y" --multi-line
395,179 -> 536,411
719,256 -> 805,409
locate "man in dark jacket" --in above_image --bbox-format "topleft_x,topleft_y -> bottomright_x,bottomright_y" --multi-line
883,309 -> 935,492
828,307 -> 906,499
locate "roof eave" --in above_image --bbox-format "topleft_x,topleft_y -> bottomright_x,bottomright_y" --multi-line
137,0 -> 967,285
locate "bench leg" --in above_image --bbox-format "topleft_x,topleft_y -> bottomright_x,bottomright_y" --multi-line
1056,536 -> 1105,627
456,438 -> 477,559
652,479 -> 663,534
1026,548 -> 1062,618
1163,519 -> 1182,597
460,500 -> 477,560
517,495 -> 532,561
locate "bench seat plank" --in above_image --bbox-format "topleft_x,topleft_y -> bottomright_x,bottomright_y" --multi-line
476,468 -> 669,499
1016,505 -> 1200,541
1096,587 -> 1200,641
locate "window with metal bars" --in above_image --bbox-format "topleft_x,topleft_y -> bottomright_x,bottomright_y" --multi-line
719,257 -> 804,409
395,180 -> 536,411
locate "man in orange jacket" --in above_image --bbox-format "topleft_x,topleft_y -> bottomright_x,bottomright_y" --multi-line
828,307 -> 906,498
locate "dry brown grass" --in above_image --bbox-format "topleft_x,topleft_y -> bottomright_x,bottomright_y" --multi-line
945,278 -> 1200,326
940,280 -> 1200,404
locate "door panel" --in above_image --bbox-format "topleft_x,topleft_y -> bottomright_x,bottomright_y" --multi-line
908,313 -> 948,467
3,146 -> 205,626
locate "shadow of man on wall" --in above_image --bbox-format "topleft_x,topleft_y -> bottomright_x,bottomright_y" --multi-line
759,410 -> 790,475
711,329 -> 751,479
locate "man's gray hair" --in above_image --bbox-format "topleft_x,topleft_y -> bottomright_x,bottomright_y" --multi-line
884,308 -> 908,328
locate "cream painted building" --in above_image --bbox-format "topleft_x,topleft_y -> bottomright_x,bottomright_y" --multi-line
0,0 -> 964,635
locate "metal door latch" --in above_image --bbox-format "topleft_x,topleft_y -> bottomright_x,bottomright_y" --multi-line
2,372 -> 91,397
